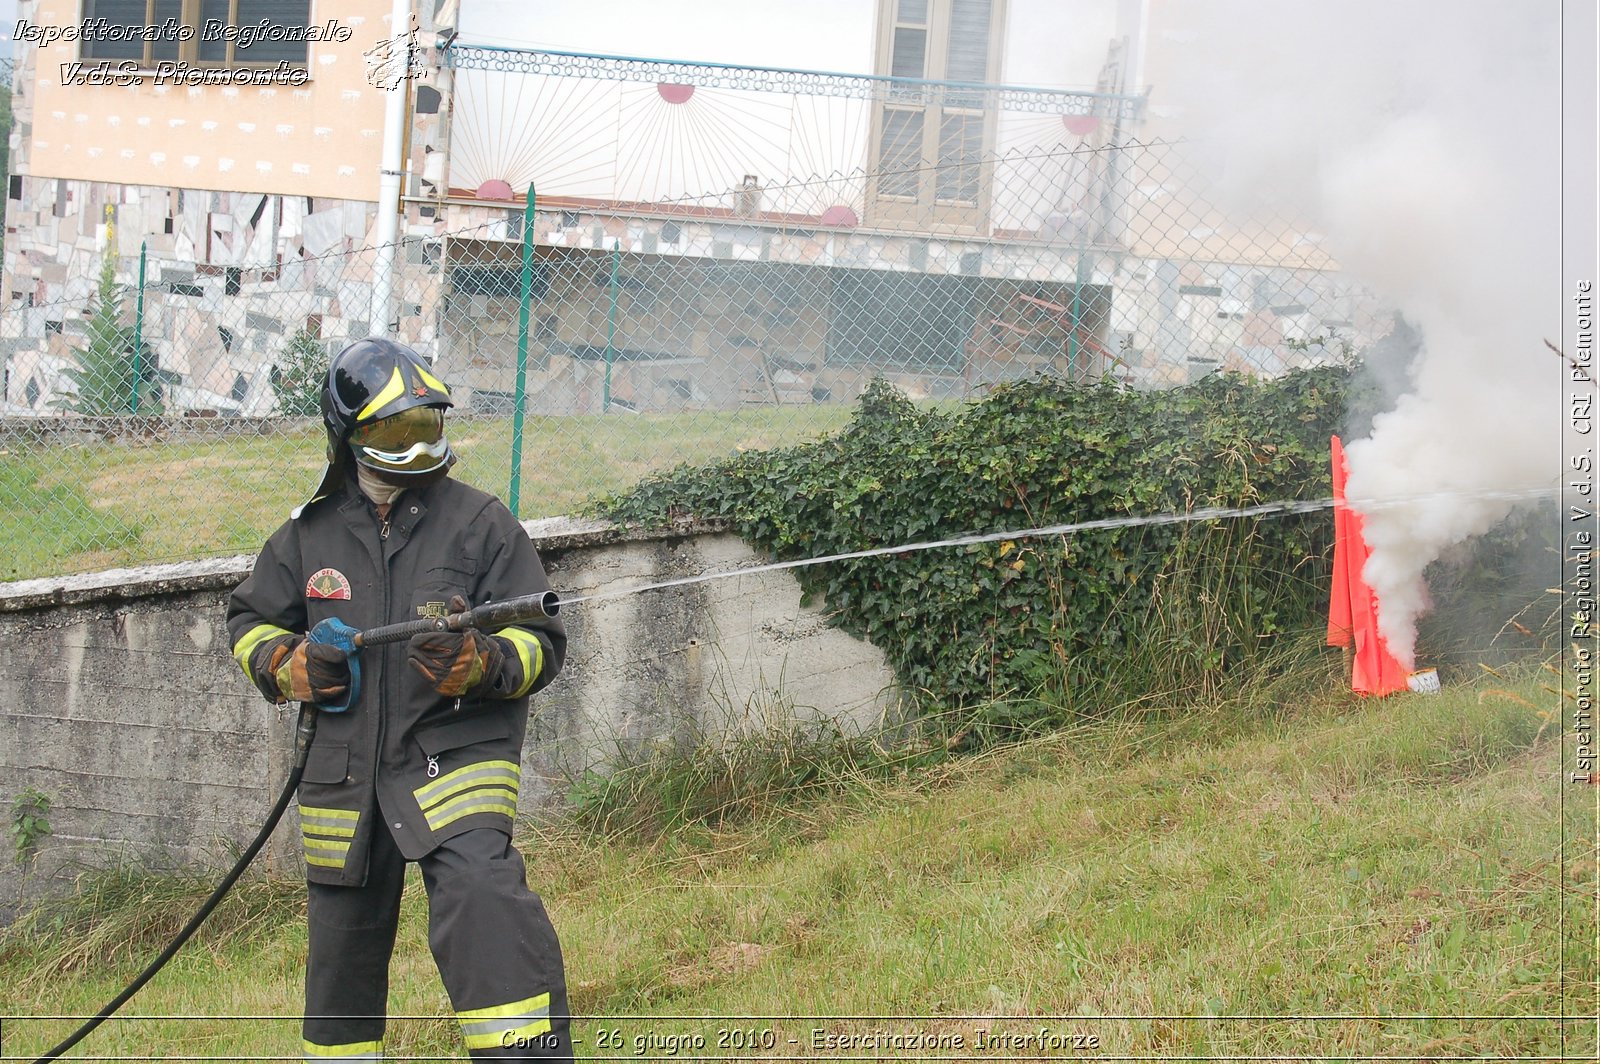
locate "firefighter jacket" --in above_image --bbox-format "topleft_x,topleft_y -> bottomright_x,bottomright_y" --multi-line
226,477 -> 566,887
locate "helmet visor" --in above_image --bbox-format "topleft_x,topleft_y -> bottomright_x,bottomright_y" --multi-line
350,407 -> 451,476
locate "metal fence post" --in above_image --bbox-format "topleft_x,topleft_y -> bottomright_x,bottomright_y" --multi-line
132,240 -> 146,413
603,238 -> 620,414
1069,249 -> 1087,379
509,185 -> 536,517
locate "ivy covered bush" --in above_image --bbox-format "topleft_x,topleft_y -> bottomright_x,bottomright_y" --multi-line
598,368 -> 1355,733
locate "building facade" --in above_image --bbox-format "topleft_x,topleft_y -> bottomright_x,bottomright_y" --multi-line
2,0 -> 1374,420
2,0 -> 457,415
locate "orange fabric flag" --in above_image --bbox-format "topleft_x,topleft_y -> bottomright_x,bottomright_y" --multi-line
1327,435 -> 1408,696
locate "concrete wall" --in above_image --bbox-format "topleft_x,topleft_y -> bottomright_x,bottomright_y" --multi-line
0,519 -> 902,906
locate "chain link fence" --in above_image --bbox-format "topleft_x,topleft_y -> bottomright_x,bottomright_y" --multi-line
0,52 -> 1389,582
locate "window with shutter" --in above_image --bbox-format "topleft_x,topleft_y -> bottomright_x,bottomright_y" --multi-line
79,0 -> 314,68
867,0 -> 1006,234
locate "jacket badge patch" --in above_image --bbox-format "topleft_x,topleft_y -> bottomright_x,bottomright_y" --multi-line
306,568 -> 353,600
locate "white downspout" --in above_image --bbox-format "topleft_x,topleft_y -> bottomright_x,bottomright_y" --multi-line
371,0 -> 412,338
1117,0 -> 1150,96
1132,0 -> 1150,96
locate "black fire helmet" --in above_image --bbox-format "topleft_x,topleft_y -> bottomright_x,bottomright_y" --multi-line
300,337 -> 455,512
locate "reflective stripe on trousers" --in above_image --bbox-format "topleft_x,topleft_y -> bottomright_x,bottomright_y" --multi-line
302,1039 -> 382,1061
304,822 -> 572,1061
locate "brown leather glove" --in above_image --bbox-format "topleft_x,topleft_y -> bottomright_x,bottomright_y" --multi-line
270,638 -> 351,705
407,627 -> 506,698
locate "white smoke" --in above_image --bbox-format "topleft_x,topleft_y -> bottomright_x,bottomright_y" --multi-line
1159,0 -> 1562,667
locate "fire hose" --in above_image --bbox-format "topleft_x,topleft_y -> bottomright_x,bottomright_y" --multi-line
31,589 -> 561,1063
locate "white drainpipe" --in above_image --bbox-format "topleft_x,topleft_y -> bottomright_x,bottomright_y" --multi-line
371,0 -> 412,338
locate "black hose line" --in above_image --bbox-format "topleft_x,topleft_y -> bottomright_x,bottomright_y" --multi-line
32,705 -> 320,1063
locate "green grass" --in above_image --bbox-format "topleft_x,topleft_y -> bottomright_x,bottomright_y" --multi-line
0,457 -> 146,580
0,406 -> 853,581
2,666 -> 1592,1059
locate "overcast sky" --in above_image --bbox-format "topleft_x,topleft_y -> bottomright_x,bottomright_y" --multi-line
458,0 -> 1118,90
459,0 -> 876,72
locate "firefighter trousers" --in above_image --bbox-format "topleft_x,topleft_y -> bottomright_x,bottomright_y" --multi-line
301,823 -> 573,1061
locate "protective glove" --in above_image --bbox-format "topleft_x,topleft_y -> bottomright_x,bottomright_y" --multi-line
407,596 -> 507,698
272,638 -> 353,706
407,628 -> 506,698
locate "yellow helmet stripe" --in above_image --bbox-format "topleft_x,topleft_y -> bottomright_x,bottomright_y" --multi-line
415,363 -> 450,396
356,367 -> 407,422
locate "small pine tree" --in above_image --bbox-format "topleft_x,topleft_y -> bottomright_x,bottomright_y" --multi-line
61,212 -> 159,415
272,329 -> 330,416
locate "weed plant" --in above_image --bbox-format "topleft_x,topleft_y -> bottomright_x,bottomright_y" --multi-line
565,714 -> 939,840
1,856 -> 303,986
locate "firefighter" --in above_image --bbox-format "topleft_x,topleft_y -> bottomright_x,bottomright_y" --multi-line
227,338 -> 572,1061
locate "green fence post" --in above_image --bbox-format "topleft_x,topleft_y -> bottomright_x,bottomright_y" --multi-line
1067,253 -> 1080,380
132,239 -> 146,413
509,185 -> 536,517
602,238 -> 619,414
1070,250 -> 1094,380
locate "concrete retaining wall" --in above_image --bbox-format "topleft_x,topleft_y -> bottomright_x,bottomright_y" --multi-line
0,518 -> 901,906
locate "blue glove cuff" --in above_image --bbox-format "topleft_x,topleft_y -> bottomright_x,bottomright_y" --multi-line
307,617 -> 362,712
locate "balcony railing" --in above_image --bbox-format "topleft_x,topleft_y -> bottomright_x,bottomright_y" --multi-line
445,44 -> 1146,244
